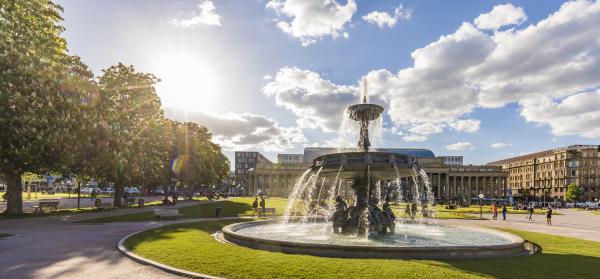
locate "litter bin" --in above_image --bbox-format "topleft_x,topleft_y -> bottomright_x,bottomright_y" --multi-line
94,198 -> 102,207
138,198 -> 144,208
215,207 -> 222,218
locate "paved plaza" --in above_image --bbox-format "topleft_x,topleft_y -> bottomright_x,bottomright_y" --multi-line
1,200 -> 599,279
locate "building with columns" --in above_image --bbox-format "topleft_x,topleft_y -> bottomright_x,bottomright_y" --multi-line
246,148 -> 507,201
488,145 -> 600,202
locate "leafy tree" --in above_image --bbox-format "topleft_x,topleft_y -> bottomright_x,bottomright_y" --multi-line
0,1 -> 94,214
566,184 -> 583,202
94,63 -> 167,206
170,122 -> 229,199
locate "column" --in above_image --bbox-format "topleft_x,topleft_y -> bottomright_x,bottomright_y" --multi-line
444,173 -> 449,200
475,176 -> 479,196
437,173 -> 442,199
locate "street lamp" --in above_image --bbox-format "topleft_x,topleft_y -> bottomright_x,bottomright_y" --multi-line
479,193 -> 484,219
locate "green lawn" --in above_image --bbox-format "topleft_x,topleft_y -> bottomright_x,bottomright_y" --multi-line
124,219 -> 600,279
17,192 -> 112,201
0,233 -> 14,239
80,197 -> 289,223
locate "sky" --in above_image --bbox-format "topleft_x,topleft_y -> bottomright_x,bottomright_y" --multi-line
56,0 -> 600,166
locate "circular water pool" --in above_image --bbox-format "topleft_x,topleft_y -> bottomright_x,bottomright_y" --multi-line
219,220 -> 531,259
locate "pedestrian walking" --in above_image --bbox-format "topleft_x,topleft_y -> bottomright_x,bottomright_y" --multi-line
252,197 -> 259,217
502,204 -> 508,220
491,202 -> 498,220
260,196 -> 266,217
546,206 -> 553,226
527,205 -> 534,221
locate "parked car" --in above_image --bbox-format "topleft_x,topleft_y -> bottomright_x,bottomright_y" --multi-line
103,187 -> 115,194
124,187 -> 140,195
80,187 -> 95,194
151,189 -> 164,195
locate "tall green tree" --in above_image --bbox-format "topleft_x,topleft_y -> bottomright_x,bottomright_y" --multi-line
566,184 -> 583,202
94,63 -> 167,206
169,121 -> 229,198
0,1 -> 94,214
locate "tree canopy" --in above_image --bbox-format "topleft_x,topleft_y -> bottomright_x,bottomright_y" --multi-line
565,184 -> 583,202
1,0 -> 230,214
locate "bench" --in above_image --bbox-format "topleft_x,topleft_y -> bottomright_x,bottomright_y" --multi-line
154,209 -> 183,220
254,207 -> 276,216
125,197 -> 136,206
97,202 -> 113,211
31,200 -> 60,213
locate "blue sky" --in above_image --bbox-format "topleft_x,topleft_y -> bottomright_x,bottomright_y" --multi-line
56,0 -> 600,165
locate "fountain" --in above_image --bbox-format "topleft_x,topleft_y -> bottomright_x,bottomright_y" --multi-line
218,80 -> 536,259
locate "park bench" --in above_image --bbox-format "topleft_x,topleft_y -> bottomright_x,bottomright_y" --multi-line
125,197 -> 136,207
31,199 -> 60,213
254,207 -> 276,216
154,208 -> 183,220
96,201 -> 113,211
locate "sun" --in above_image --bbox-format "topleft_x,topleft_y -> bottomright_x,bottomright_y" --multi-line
152,51 -> 220,112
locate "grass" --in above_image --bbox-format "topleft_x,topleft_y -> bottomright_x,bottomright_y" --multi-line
0,207 -> 104,219
80,197 -> 289,223
124,219 -> 600,279
0,233 -> 14,239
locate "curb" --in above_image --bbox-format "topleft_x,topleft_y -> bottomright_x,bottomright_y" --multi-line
117,228 -> 224,279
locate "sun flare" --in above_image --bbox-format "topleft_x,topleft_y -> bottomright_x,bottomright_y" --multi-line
152,51 -> 220,112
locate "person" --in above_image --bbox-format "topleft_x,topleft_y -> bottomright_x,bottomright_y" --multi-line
502,204 -> 508,220
527,205 -> 534,221
546,206 -> 553,226
259,196 -> 266,217
491,202 -> 498,220
252,197 -> 259,217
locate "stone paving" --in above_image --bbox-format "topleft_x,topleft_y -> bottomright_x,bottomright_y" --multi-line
1,204 -> 599,279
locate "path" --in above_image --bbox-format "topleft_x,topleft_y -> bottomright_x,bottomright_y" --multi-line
440,208 -> 600,242
0,199 -> 227,279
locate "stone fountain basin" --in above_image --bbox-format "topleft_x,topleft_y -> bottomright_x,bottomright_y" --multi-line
219,220 -> 533,259
312,152 -> 416,180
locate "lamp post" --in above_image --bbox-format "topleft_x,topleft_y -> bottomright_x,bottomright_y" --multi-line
479,193 -> 484,219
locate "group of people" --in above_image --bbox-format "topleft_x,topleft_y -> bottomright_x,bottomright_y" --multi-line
252,196 -> 267,217
491,202 -> 553,226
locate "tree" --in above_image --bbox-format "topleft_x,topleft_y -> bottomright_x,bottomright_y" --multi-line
566,184 -> 583,202
170,122 -> 230,199
0,1 -> 94,214
94,63 -> 167,206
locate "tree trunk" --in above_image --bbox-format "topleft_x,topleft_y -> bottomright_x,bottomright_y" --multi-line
4,171 -> 23,215
113,184 -> 123,207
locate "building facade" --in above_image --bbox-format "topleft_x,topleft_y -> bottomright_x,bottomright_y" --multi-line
247,148 -> 507,200
439,156 -> 464,166
277,154 -> 303,164
488,145 -> 600,202
234,151 -> 271,190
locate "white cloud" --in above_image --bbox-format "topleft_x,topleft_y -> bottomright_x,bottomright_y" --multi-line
402,134 -> 427,142
446,142 -> 474,151
363,3 -> 411,28
408,123 -> 444,135
262,67 -> 362,132
164,108 -> 305,152
265,1 -> 600,141
170,1 -> 222,27
266,0 -> 357,46
263,74 -> 272,81
474,3 -> 527,30
491,142 -> 512,148
520,89 -> 600,138
449,119 -> 480,133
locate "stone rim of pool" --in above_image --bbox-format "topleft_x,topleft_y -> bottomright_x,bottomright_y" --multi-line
218,219 -> 537,259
